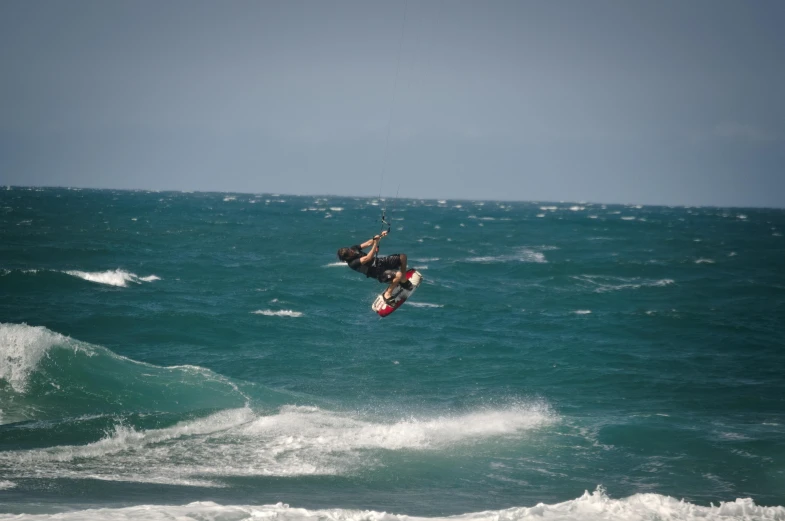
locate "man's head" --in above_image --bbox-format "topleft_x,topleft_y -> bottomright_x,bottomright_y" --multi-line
337,247 -> 359,262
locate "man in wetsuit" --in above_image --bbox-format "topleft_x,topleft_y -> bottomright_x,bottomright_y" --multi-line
337,230 -> 412,304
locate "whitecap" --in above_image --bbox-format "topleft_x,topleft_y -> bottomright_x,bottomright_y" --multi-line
574,275 -> 674,293
573,310 -> 592,315
467,256 -> 499,262
695,258 -> 715,264
64,269 -> 160,287
467,249 -> 547,264
719,431 -> 750,441
408,302 -> 444,308
253,310 -> 303,317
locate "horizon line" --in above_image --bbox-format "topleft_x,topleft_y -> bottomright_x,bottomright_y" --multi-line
5,184 -> 784,211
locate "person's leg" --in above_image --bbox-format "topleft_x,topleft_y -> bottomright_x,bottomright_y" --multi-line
384,272 -> 402,300
383,254 -> 408,300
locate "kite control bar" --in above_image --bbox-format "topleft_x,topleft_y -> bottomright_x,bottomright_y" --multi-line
380,209 -> 391,235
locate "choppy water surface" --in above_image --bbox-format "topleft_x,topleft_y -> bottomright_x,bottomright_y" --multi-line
1,187 -> 784,520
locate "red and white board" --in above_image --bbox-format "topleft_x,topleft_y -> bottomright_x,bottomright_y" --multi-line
371,269 -> 423,317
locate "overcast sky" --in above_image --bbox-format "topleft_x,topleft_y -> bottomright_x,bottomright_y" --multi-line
1,0 -> 783,207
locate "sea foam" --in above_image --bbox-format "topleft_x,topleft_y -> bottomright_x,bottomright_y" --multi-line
0,489 -> 782,521
0,403 -> 555,486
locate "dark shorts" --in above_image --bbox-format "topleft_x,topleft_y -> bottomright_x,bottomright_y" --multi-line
375,254 -> 402,282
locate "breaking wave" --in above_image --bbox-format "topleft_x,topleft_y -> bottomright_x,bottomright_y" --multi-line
0,403 -> 556,486
0,323 -> 250,423
64,269 -> 160,287
1,488 -> 782,520
0,268 -> 160,287
0,323 -> 555,486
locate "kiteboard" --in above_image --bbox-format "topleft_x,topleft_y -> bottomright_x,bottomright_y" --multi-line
371,269 -> 423,317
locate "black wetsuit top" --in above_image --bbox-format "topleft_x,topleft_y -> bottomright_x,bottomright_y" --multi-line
347,245 -> 402,282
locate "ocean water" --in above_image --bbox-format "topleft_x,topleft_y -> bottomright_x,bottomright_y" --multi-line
1,187 -> 784,520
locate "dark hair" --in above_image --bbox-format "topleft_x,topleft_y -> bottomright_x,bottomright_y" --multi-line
337,247 -> 357,262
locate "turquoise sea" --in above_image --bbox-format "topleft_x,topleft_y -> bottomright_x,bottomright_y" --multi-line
1,187 -> 784,520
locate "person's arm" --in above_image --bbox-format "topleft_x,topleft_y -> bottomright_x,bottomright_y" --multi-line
359,230 -> 388,249
359,231 -> 387,264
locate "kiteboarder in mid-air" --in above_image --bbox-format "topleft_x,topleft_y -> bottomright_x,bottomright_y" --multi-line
337,231 -> 413,305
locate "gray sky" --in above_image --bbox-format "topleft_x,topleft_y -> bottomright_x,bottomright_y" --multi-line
1,0 -> 784,207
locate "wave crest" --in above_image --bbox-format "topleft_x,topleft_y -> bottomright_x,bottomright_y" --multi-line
64,269 -> 160,287
0,322 -> 72,393
0,323 -> 250,424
